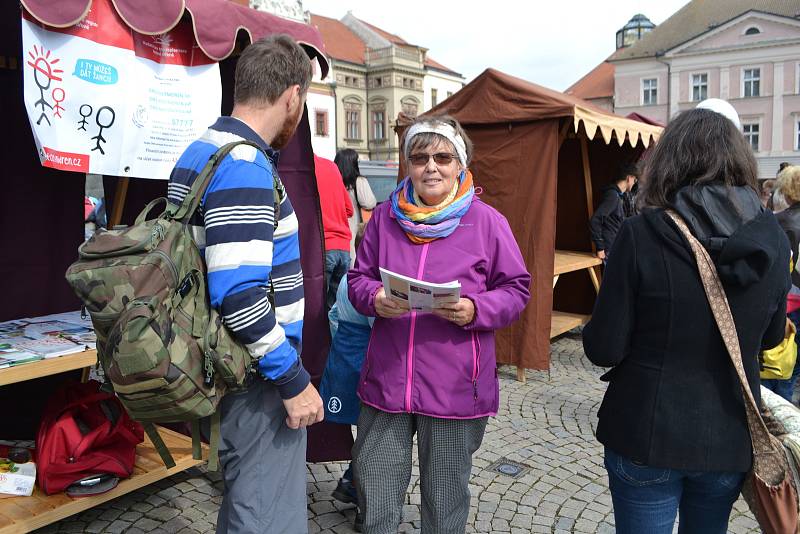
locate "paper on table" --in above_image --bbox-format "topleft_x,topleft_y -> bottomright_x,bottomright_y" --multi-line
379,267 -> 460,312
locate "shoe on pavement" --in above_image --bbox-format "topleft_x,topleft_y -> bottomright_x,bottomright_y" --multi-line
353,508 -> 363,532
332,477 -> 358,505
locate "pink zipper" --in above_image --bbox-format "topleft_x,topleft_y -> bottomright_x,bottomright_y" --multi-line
405,243 -> 430,412
471,332 -> 479,399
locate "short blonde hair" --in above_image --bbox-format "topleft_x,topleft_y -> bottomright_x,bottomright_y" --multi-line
777,165 -> 800,204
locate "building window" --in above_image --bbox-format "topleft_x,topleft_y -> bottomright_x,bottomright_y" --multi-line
743,122 -> 759,152
691,73 -> 708,102
314,110 -> 328,137
344,101 -> 362,140
795,118 -> 800,151
371,110 -> 385,140
745,27 -> 761,35
642,78 -> 657,106
431,88 -> 438,107
743,68 -> 760,97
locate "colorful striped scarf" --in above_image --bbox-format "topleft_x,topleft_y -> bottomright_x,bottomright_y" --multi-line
390,170 -> 475,244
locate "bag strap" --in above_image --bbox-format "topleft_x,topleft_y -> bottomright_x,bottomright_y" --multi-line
142,422 -> 176,469
172,140 -> 282,227
666,210 -> 775,455
353,177 -> 361,210
207,409 -> 222,472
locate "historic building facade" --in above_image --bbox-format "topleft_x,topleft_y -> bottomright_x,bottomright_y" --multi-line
569,2 -> 800,178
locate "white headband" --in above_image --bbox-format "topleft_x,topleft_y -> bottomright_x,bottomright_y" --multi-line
404,122 -> 467,166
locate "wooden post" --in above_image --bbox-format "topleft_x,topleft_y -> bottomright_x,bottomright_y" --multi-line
109,177 -> 130,228
580,135 -> 594,220
516,366 -> 526,383
588,267 -> 601,293
558,119 -> 572,148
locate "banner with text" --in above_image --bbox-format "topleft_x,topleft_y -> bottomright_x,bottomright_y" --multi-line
21,0 -> 221,179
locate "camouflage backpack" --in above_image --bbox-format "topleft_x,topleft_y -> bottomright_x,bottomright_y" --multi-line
65,141 -> 281,470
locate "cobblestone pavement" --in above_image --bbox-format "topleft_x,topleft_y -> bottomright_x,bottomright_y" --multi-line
38,331 -> 760,533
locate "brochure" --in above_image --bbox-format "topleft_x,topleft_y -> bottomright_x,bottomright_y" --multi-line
0,311 -> 97,362
379,267 -> 460,312
0,349 -> 42,369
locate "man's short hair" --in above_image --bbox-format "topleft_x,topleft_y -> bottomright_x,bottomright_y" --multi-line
615,162 -> 639,184
234,35 -> 312,106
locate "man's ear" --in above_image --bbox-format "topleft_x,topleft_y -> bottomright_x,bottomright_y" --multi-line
285,84 -> 302,113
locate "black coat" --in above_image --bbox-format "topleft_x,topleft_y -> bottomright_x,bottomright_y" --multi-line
589,185 -> 625,252
776,203 -> 800,288
583,185 -> 790,472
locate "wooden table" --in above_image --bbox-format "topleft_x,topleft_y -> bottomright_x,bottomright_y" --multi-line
516,250 -> 603,383
0,350 -> 206,533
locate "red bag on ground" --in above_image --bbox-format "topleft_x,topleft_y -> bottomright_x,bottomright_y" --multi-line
36,380 -> 144,496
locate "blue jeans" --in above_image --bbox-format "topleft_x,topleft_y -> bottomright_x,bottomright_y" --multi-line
325,250 -> 351,311
762,309 -> 800,403
604,447 -> 745,534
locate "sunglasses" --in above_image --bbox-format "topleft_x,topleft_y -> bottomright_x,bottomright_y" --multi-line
408,152 -> 456,166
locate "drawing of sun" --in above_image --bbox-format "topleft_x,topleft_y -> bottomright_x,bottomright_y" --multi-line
27,45 -> 63,88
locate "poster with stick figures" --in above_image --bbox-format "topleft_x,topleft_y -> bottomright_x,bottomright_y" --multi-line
21,0 -> 219,178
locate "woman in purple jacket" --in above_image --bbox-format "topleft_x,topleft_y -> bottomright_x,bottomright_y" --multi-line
348,114 -> 531,534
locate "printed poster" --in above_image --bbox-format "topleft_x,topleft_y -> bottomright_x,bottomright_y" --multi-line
21,0 -> 221,179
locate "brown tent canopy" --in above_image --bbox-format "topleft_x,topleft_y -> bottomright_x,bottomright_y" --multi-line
397,68 -> 662,373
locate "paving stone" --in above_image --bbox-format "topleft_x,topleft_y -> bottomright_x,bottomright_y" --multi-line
42,335 -> 762,534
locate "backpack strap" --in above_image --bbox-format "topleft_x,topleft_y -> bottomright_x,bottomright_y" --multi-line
142,422 -> 176,469
172,140 -> 266,223
206,409 -> 222,472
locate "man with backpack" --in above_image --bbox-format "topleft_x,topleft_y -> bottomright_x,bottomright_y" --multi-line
168,35 -> 323,533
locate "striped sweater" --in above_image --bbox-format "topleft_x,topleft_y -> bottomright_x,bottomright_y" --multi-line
167,116 -> 309,399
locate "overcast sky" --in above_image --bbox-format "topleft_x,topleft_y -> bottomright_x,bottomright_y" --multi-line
304,0 -> 690,91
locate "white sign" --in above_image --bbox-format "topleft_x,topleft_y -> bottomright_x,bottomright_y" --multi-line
21,0 -> 221,179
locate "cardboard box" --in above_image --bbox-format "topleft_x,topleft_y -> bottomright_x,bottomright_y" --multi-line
0,458 -> 36,496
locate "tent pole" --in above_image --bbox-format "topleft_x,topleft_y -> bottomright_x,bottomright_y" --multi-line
558,120 -> 572,148
109,177 -> 130,228
516,366 -> 526,383
580,136 -> 594,219
580,136 -> 603,289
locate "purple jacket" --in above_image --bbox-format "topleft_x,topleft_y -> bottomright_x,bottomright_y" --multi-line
348,198 -> 531,419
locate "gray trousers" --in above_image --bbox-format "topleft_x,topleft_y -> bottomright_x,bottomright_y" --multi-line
216,379 -> 307,534
353,404 -> 488,534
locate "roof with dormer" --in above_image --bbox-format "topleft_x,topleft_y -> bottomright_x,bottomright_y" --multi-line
610,0 -> 800,61
310,13 -> 462,77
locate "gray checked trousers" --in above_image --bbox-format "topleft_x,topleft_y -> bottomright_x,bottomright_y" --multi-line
353,404 -> 488,534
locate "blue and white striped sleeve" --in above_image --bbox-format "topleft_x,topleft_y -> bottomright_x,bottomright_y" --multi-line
202,145 -> 309,398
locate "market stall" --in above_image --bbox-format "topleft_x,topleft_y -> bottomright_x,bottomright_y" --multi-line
0,0 -> 345,530
396,68 -> 662,377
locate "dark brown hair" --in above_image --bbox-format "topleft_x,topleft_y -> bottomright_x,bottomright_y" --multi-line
234,35 -> 312,106
639,108 -> 758,208
335,148 -> 361,190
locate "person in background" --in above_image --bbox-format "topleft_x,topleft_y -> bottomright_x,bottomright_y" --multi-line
583,100 -> 790,533
320,227 -> 372,532
348,114 -> 531,534
765,165 -> 800,403
167,35 -> 324,534
315,154 -> 354,310
335,148 -> 376,263
761,178 -> 777,209
589,162 -> 638,261
622,163 -> 640,218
